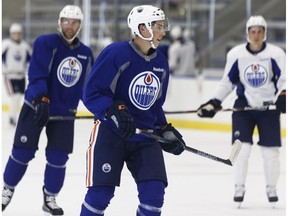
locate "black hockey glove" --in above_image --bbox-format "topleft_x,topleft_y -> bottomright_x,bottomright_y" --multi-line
157,123 -> 186,155
275,90 -> 286,113
33,95 -> 50,128
106,100 -> 136,138
197,99 -> 222,118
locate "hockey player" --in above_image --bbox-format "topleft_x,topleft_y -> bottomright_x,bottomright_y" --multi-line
2,23 -> 32,126
168,25 -> 197,76
197,15 -> 286,206
2,5 -> 94,215
80,5 -> 186,216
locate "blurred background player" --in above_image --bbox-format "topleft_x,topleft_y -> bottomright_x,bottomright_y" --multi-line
196,15 -> 286,207
80,5 -> 186,216
168,25 -> 197,76
2,23 -> 32,126
2,5 -> 94,215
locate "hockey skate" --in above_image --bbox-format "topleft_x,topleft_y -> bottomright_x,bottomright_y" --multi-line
233,184 -> 245,208
9,118 -> 16,127
42,187 -> 64,216
266,185 -> 278,208
2,186 -> 14,211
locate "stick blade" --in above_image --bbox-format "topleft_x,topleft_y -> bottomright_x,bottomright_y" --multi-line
228,139 -> 242,165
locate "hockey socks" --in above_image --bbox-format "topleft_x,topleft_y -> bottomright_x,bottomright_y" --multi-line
136,180 -> 165,216
2,147 -> 35,211
3,147 -> 36,187
44,150 -> 69,194
261,147 -> 280,188
80,186 -> 115,216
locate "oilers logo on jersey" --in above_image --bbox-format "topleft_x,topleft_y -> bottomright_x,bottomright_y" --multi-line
129,71 -> 160,110
244,64 -> 268,88
57,57 -> 82,87
13,50 -> 22,61
102,163 -> 111,173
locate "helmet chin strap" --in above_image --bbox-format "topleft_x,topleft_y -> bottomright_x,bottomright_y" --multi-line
147,29 -> 157,49
149,40 -> 156,49
57,25 -> 81,43
61,33 -> 75,43
138,29 -> 157,49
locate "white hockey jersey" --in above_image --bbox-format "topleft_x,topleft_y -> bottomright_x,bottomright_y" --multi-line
214,43 -> 286,107
168,39 -> 197,76
2,38 -> 32,79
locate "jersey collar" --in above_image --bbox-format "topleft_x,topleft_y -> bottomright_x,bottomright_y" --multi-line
246,42 -> 266,55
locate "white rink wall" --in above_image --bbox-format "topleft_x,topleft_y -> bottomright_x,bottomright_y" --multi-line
2,69 -> 286,130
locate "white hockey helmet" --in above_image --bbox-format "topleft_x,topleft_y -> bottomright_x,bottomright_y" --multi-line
246,15 -> 267,42
9,23 -> 22,34
58,5 -> 84,42
170,25 -> 182,40
127,5 -> 169,46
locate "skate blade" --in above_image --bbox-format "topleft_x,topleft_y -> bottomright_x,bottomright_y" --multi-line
271,202 -> 276,209
236,202 -> 242,209
43,211 -> 64,216
43,212 -> 51,216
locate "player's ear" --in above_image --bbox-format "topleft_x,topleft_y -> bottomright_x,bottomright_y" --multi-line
138,24 -> 145,33
138,24 -> 150,38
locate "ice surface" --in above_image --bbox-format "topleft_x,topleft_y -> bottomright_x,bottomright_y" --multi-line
1,114 -> 286,216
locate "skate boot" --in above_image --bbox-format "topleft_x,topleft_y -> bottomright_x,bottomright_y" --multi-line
42,187 -> 64,215
9,118 -> 16,127
233,184 -> 245,208
266,185 -> 278,208
2,186 -> 14,211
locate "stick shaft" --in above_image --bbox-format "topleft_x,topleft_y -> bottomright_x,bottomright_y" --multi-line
49,105 -> 277,120
164,105 -> 276,114
49,116 -> 94,120
137,130 -> 233,166
185,146 -> 231,165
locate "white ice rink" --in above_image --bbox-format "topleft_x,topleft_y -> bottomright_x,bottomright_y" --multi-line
1,114 -> 286,216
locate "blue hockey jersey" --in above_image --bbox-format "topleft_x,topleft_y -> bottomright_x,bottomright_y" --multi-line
83,41 -> 169,135
25,34 -> 94,116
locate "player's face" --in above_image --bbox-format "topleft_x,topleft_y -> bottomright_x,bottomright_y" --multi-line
60,18 -> 81,40
151,21 -> 166,47
248,26 -> 265,46
11,32 -> 22,43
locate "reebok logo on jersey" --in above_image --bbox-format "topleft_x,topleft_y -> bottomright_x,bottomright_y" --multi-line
153,67 -> 164,72
244,64 -> 268,88
129,71 -> 160,110
77,54 -> 87,60
57,57 -> 82,87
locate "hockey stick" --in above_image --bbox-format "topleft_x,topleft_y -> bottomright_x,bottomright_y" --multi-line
49,105 -> 277,120
49,115 -> 94,121
2,72 -> 27,75
137,129 -> 242,166
164,105 -> 277,114
48,116 -> 242,165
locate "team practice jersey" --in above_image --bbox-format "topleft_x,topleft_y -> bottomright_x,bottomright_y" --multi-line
83,41 -> 169,132
168,39 -> 196,75
214,42 -> 286,107
25,34 -> 94,116
2,38 -> 32,79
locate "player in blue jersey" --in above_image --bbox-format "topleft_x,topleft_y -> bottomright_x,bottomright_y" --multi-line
197,16 -> 286,207
80,5 -> 186,216
2,5 -> 94,215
